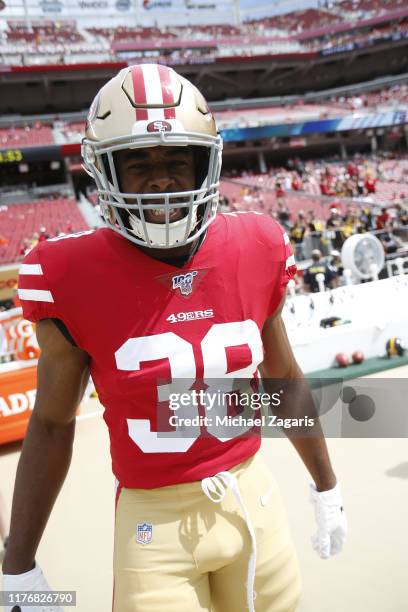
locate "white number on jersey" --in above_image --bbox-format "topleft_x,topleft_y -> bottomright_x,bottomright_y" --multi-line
114,320 -> 263,453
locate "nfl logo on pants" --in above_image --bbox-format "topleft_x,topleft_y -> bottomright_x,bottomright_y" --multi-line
136,523 -> 153,545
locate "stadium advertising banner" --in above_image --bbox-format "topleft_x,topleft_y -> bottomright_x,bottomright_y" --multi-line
0,308 -> 40,362
1,0 -> 236,23
1,0 -> 131,16
0,308 -> 39,445
320,30 -> 408,56
220,110 -> 408,142
0,265 -> 19,301
0,0 -> 319,21
0,308 -> 88,445
0,361 -> 37,445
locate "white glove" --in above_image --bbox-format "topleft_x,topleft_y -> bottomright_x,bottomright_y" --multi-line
309,482 -> 347,559
2,563 -> 64,611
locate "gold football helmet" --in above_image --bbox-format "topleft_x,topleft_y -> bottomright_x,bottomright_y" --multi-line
82,64 -> 223,248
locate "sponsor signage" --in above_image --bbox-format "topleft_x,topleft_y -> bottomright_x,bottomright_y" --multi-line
39,0 -> 64,12
220,110 -> 408,143
0,266 -> 19,301
0,364 -> 37,445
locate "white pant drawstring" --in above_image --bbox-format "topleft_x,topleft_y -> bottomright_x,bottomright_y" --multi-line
201,471 -> 257,612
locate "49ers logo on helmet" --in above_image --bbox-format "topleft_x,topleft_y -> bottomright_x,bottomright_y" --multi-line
147,120 -> 172,133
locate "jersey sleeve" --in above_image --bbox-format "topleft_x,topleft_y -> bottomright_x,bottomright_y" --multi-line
281,226 -> 297,286
254,215 -> 297,317
17,243 -> 59,322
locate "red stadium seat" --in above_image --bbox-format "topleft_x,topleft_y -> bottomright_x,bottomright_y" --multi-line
0,198 -> 89,265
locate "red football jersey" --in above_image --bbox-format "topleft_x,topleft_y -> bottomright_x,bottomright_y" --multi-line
18,212 -> 296,488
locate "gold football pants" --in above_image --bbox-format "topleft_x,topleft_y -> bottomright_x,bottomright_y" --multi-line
113,452 -> 301,611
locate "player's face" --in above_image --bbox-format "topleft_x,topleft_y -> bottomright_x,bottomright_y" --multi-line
115,146 -> 195,225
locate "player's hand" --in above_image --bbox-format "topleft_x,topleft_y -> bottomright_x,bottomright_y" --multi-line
2,562 -> 64,611
309,482 -> 347,559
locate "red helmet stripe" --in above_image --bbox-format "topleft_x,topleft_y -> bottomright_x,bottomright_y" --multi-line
130,65 -> 148,121
157,65 -> 176,120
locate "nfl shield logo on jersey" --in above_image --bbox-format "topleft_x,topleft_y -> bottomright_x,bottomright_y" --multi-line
172,271 -> 198,296
136,523 -> 153,545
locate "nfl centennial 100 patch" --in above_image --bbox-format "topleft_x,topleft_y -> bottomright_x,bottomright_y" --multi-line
172,271 -> 198,296
136,522 -> 153,545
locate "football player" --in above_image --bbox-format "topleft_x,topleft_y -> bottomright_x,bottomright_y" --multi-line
2,64 -> 347,612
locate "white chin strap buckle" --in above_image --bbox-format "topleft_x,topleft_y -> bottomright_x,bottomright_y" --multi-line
201,471 -> 257,612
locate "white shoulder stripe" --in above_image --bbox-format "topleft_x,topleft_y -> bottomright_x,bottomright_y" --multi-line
283,232 -> 290,245
18,289 -> 54,303
20,264 -> 43,275
286,255 -> 296,269
47,229 -> 94,242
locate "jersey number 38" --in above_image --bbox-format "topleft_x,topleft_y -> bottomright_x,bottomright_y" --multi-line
115,320 -> 263,453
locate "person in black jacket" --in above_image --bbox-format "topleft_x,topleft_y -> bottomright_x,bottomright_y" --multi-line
303,249 -> 337,293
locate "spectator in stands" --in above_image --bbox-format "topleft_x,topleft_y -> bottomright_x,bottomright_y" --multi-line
356,176 -> 366,196
359,207 -> 374,231
320,179 -> 333,197
320,167 -> 336,196
344,177 -> 357,198
343,204 -> 355,223
340,216 -> 354,241
276,200 -> 291,229
291,173 -> 302,191
334,177 -> 347,198
347,160 -> 358,178
341,205 -> 360,238
379,231 -> 404,254
364,171 -> 377,194
275,180 -> 286,206
396,204 -> 408,227
303,249 -> 337,293
326,207 -> 344,250
38,226 -> 49,242
376,206 -> 390,230
327,249 -> 344,286
289,211 -> 307,261
307,210 -> 324,251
